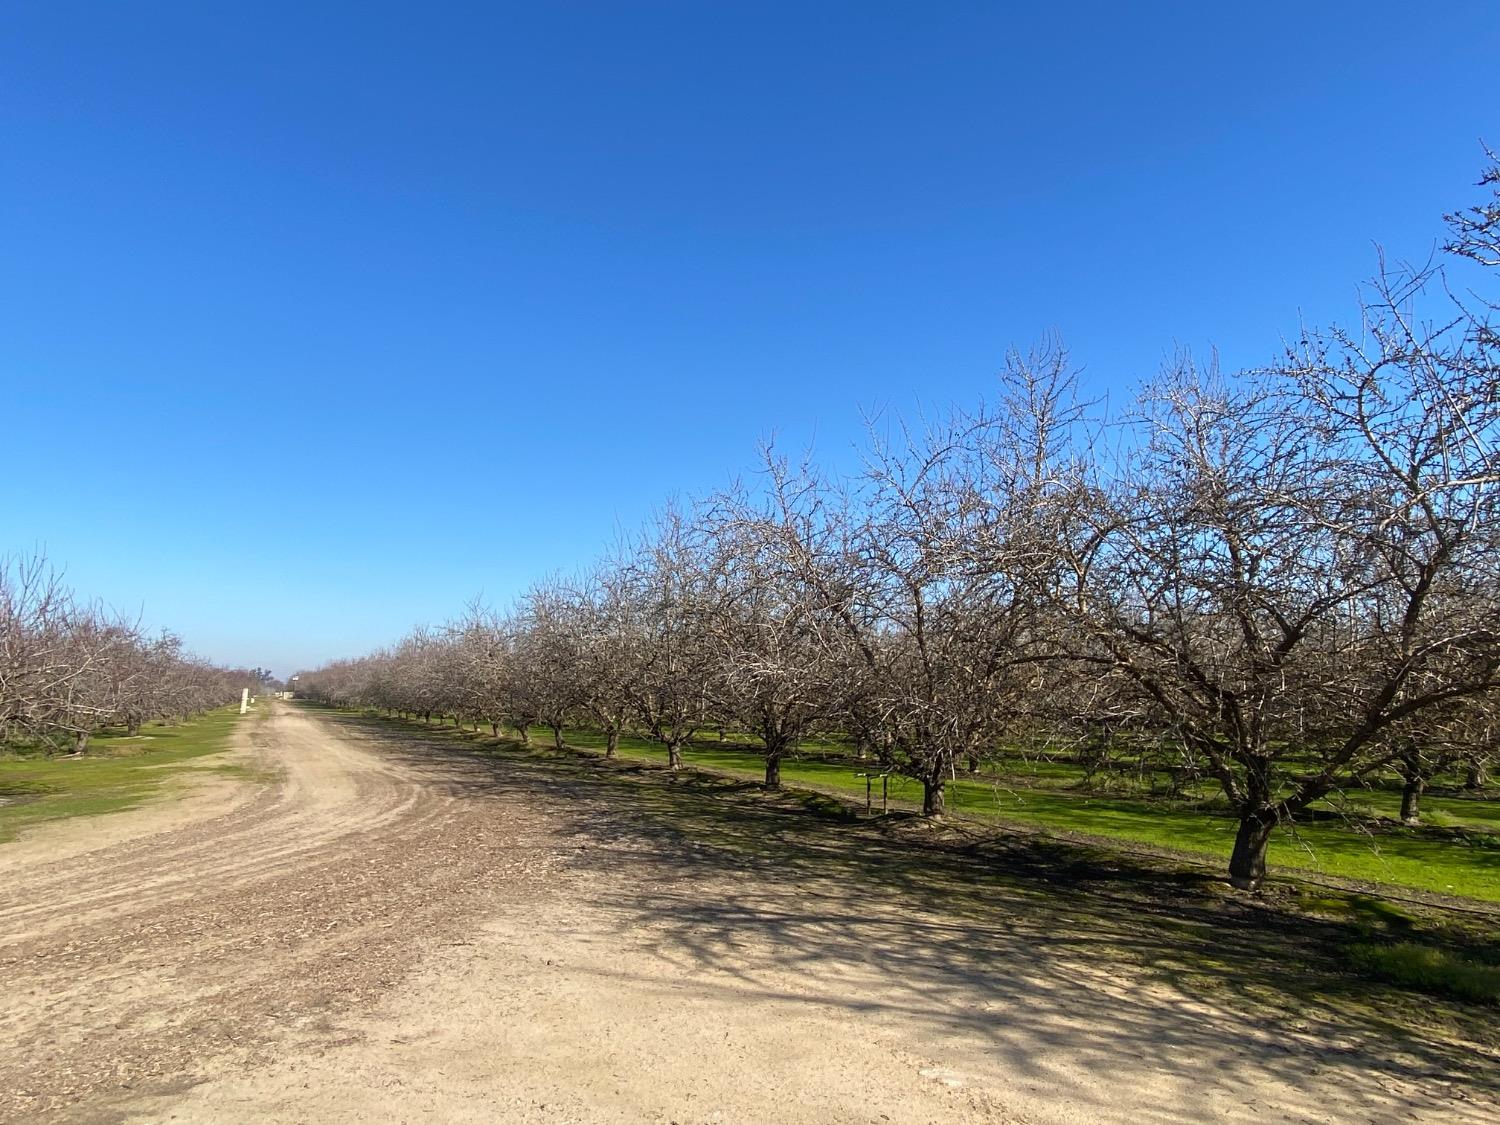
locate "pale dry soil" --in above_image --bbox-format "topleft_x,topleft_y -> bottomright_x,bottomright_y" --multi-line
1,703 -> 1493,1124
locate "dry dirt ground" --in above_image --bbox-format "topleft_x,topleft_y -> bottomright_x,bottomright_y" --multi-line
2,702 -> 1495,1124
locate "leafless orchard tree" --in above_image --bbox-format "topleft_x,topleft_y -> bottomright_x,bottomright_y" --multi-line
0,552 -> 262,752
614,507 -> 719,771
50,609 -> 148,752
697,453 -> 846,788
444,609 -> 509,735
513,580 -> 589,750
113,632 -> 190,735
562,565 -> 637,758
1381,694 -> 1498,825
1058,362 -> 1364,887
392,627 -> 456,724
823,345 -> 1083,815
1054,156 -> 1500,889
1,554 -> 83,743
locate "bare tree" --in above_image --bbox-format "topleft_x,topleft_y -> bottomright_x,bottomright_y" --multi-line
515,580 -> 588,750
1444,146 -> 1500,267
617,507 -> 717,770
699,453 -> 845,788
828,345 -> 1081,815
1382,694 -> 1497,825
446,608 -> 511,735
1063,272 -> 1500,890
2,552 -> 261,751
564,565 -> 636,758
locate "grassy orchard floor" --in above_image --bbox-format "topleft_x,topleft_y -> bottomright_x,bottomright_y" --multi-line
385,715 -> 1500,904
958,754 -> 1500,834
634,737 -> 1500,903
0,707 -> 247,842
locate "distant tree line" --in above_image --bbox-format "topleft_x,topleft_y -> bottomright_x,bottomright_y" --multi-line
0,552 -> 265,753
297,153 -> 1500,891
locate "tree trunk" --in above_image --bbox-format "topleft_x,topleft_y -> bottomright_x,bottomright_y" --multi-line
74,730 -> 90,754
922,774 -> 946,817
1400,774 -> 1424,826
1228,814 -> 1275,891
667,739 -> 683,770
765,747 -> 783,789
490,721 -> 500,737
126,717 -> 142,736
1397,745 -> 1424,825
1467,760 -> 1489,790
551,724 -> 566,751
966,753 -> 980,774
605,728 -> 620,759
516,724 -> 531,747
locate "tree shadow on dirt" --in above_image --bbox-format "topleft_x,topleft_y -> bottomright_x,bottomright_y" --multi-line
327,708 -> 1500,1122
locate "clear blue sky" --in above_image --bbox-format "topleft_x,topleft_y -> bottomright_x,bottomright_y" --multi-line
2,2 -> 1496,676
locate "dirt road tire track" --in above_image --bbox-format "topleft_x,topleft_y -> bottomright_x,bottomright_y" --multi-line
0,703 -> 564,1122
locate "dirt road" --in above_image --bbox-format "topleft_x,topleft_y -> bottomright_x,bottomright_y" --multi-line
1,703 -> 1493,1123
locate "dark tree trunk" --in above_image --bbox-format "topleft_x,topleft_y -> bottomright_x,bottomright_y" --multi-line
551,724 -> 566,751
922,774 -> 946,817
74,730 -> 90,754
1397,745 -> 1425,825
423,711 -> 431,724
516,724 -> 532,747
605,728 -> 620,759
490,721 -> 500,737
966,753 -> 980,774
765,748 -> 783,790
666,739 -> 683,770
1228,814 -> 1275,891
1467,760 -> 1489,790
126,717 -> 142,736
1400,775 -> 1424,825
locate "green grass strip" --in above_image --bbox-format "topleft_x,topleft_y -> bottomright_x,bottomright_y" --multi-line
558,728 -> 1500,904
0,708 -> 246,843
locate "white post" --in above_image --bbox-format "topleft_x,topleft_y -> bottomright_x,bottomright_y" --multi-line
240,688 -> 250,715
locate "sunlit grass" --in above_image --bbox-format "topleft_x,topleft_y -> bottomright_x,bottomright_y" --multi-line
549,726 -> 1500,903
0,708 -> 246,842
